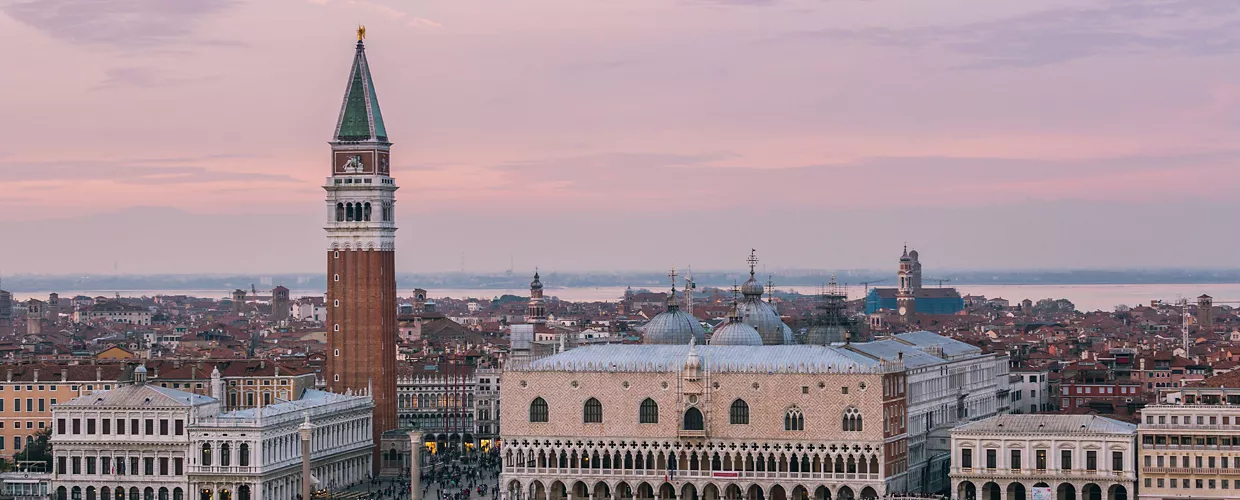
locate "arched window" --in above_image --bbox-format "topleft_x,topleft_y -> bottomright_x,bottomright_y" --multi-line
683,407 -> 704,431
843,407 -> 862,432
730,399 -> 749,425
336,203 -> 344,221
785,407 -> 804,431
529,397 -> 549,423
345,203 -> 355,221
201,443 -> 212,466
584,398 -> 603,423
639,398 -> 659,424
363,202 -> 372,221
239,443 -> 249,466
220,443 -> 231,466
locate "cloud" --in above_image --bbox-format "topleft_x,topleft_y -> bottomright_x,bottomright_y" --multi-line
0,158 -> 300,186
778,0 -> 1240,68
2,0 -> 240,48
93,67 -> 213,89
459,149 -> 1240,210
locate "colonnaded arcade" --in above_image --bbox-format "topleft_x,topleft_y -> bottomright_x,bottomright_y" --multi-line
500,343 -> 911,500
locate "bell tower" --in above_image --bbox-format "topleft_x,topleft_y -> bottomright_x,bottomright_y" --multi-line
323,26 -> 398,471
897,246 -> 915,322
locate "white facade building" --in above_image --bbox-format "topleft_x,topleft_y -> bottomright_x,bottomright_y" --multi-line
1010,371 -> 1050,415
50,368 -> 373,500
849,331 -> 1010,495
950,414 -> 1136,500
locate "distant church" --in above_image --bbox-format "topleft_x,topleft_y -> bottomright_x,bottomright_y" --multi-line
865,246 -> 964,316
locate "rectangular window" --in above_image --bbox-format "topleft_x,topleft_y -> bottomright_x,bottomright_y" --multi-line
129,457 -> 138,476
159,419 -> 168,436
1011,450 -> 1022,470
57,457 -> 66,475
174,457 -> 183,475
159,457 -> 168,475
962,449 -> 973,469
102,457 -> 111,475
57,419 -> 65,435
144,419 -> 153,435
1158,479 -> 1164,488
117,458 -> 126,475
86,457 -> 96,474
1144,456 -> 1151,467
1062,450 -> 1072,470
38,399 -> 44,412
26,398 -> 32,412
102,419 -> 110,435
1087,450 -> 1097,471
72,418 -> 80,434
986,449 -> 997,469
175,419 -> 184,435
72,457 -> 81,474
1036,450 -> 1047,470
86,418 -> 96,434
144,457 -> 154,475
130,418 -> 138,435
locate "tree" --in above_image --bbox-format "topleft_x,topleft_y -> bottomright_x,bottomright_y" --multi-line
13,427 -> 52,472
1032,298 -> 1076,314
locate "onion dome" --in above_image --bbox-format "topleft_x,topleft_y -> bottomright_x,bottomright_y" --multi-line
804,324 -> 848,345
530,271 -> 543,291
740,276 -> 765,297
710,306 -> 763,346
737,295 -> 788,345
643,300 -> 705,345
900,245 -> 911,262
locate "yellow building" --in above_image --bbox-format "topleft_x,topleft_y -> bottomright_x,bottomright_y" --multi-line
0,363 -> 128,459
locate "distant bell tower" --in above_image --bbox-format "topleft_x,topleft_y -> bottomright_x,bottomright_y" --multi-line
1197,294 -> 1214,334
897,246 -> 915,321
26,299 -> 42,335
323,26 -> 398,472
527,271 -> 547,325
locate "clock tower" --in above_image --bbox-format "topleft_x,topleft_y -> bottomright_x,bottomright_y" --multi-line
897,246 -> 915,322
324,28 -> 398,471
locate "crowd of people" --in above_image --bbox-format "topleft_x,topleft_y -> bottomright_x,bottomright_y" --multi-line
422,449 -> 504,500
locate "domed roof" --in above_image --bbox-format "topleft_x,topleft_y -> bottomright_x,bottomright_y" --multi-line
710,320 -> 763,346
643,306 -> 705,345
804,324 -> 848,346
530,271 -> 543,290
740,277 -> 765,297
781,323 -> 796,345
737,298 -> 788,345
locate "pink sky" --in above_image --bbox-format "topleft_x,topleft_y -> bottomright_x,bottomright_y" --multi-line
1,0 -> 1239,274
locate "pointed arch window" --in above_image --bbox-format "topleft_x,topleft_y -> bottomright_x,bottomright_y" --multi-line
785,406 -> 805,431
683,407 -> 704,431
843,406 -> 862,432
730,399 -> 749,425
584,398 -> 603,423
639,398 -> 659,424
529,397 -> 548,423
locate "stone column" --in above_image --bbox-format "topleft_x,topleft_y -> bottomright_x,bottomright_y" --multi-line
410,430 -> 424,500
300,417 -> 316,500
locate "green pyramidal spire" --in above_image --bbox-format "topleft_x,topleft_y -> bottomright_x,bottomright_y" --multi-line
334,38 -> 388,143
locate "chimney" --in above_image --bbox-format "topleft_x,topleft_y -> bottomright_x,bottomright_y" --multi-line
96,367 -> 102,382
6,368 -> 11,383
32,369 -> 39,383
61,369 -> 68,382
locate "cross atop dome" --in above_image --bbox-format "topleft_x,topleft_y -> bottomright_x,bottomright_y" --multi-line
747,249 -> 758,278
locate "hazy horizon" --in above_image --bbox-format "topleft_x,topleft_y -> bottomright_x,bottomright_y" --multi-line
3,0 -> 1239,274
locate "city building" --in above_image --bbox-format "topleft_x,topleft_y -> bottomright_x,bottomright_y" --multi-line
1137,375 -> 1240,500
0,364 -> 129,459
322,30 -> 399,467
500,343 -> 911,500
50,366 -> 373,500
950,414 -> 1137,500
397,363 -> 475,451
1011,370 -> 1051,414
849,331 -> 1010,495
72,302 -> 153,326
865,248 -> 964,316
270,287 -> 290,322
147,360 -> 316,411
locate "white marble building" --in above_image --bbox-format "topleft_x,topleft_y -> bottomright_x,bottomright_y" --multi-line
50,367 -> 373,500
849,332 -> 1010,496
1010,371 -> 1050,415
950,414 -> 1136,500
